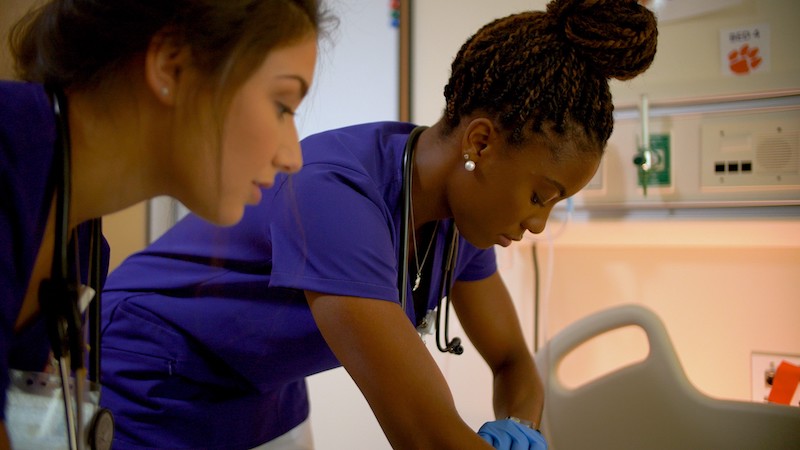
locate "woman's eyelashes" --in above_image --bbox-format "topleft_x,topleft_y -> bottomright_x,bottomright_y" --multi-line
275,101 -> 296,119
531,189 -> 563,207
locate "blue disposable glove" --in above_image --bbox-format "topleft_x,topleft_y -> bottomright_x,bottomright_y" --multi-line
478,419 -> 547,450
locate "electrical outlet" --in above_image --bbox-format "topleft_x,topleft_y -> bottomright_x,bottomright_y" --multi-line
751,352 -> 800,405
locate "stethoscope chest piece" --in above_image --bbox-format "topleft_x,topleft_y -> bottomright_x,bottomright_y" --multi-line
87,408 -> 114,450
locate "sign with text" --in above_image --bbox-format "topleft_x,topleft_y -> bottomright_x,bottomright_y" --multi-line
720,23 -> 771,76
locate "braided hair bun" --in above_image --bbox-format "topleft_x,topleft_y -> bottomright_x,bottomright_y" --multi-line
547,0 -> 657,81
443,0 -> 658,148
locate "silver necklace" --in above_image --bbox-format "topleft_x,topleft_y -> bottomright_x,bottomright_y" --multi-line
409,160 -> 438,291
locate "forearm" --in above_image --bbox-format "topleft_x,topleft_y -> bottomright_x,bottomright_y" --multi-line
492,351 -> 544,428
307,292 -> 494,449
449,274 -> 545,427
374,399 -> 493,450
344,342 -> 492,449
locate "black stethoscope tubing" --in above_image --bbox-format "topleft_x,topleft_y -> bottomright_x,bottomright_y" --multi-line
40,87 -> 113,450
399,126 -> 463,355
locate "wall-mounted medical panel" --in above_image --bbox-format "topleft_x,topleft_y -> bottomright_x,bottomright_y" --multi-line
573,97 -> 800,209
700,111 -> 799,189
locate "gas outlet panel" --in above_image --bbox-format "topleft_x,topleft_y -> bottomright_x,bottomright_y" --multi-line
571,99 -> 800,209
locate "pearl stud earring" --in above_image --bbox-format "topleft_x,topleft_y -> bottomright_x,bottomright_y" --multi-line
463,154 -> 476,172
161,86 -> 170,96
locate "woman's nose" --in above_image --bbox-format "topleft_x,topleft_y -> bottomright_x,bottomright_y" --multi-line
275,125 -> 303,174
524,206 -> 553,235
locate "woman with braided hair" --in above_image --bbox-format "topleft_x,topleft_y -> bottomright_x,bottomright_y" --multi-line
99,0 -> 657,448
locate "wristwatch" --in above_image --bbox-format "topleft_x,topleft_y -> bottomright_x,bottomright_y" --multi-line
505,416 -> 539,431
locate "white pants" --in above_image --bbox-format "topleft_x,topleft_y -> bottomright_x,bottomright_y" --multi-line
250,419 -> 314,450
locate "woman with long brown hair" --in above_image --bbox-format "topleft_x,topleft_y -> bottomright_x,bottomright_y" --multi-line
1,1 -> 331,448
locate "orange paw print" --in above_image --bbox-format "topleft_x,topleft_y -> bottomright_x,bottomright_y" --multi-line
728,44 -> 762,75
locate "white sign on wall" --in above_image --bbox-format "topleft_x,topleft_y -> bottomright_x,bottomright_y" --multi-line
720,23 -> 771,77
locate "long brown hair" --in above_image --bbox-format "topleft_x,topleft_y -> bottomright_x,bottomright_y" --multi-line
9,0 -> 331,97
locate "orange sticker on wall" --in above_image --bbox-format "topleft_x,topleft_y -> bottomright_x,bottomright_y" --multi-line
720,24 -> 771,76
768,361 -> 800,406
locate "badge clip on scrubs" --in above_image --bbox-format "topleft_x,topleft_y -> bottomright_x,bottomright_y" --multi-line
36,88 -> 114,450
399,126 -> 463,355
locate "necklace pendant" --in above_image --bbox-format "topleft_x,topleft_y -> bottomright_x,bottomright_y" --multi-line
413,275 -> 421,291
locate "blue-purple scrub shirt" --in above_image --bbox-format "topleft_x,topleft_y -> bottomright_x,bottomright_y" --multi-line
1,81 -> 109,420
100,122 -> 498,449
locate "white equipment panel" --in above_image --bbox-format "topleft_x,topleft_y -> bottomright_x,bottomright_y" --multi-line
573,96 -> 800,209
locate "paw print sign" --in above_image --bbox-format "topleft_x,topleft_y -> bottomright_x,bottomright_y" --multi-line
720,24 -> 770,76
728,44 -> 762,75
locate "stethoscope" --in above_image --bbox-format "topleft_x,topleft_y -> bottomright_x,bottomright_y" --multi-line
38,88 -> 114,450
398,126 -> 463,355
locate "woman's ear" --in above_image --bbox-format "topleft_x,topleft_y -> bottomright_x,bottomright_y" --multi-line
144,28 -> 190,106
462,117 -> 495,161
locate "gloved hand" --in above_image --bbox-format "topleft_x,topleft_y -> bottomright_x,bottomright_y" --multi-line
478,419 -> 547,450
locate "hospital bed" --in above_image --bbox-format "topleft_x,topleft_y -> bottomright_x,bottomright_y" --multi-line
534,304 -> 800,449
